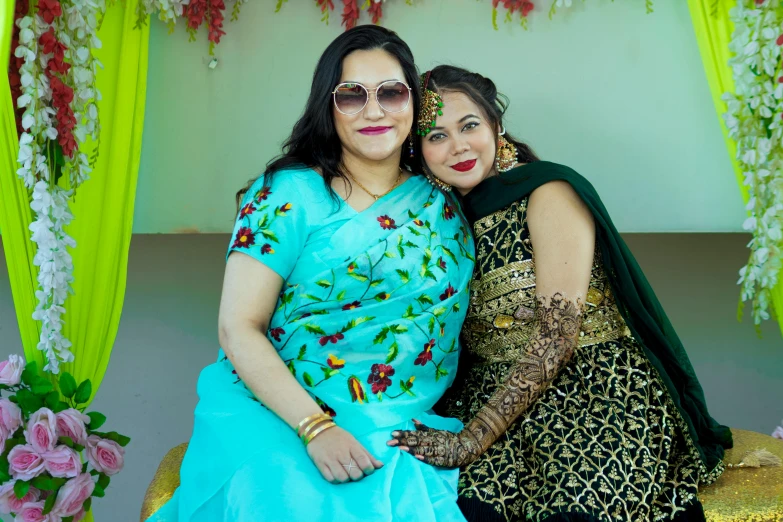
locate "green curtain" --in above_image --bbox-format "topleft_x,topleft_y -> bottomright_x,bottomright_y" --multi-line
688,0 -> 783,337
1,2 -> 149,519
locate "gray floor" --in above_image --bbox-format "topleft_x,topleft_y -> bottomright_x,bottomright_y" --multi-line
1,233 -> 781,521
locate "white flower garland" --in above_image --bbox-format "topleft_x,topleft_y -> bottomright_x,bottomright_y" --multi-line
723,1 -> 783,326
14,0 -> 104,373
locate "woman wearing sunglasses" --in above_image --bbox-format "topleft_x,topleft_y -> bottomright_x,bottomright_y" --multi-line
146,27 -> 474,522
389,65 -> 732,522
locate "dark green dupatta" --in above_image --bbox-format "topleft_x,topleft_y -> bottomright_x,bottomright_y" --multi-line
462,161 -> 733,473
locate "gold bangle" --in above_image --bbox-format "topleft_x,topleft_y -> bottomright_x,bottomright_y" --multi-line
304,422 -> 336,445
295,412 -> 330,433
300,418 -> 331,442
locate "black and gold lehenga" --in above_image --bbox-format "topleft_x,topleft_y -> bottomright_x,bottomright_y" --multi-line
438,162 -> 732,522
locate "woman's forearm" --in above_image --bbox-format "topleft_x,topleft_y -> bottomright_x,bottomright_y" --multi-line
221,325 -> 323,430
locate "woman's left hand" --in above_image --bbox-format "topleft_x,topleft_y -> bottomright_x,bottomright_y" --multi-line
387,419 -> 481,468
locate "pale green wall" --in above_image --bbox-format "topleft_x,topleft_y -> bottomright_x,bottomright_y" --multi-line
134,0 -> 746,233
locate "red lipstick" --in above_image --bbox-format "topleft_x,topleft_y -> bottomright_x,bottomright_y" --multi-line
359,126 -> 392,135
450,159 -> 477,172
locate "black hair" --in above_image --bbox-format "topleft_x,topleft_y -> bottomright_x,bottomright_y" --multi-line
236,25 -> 421,210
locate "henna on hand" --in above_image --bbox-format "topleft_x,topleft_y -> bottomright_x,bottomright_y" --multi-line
390,293 -> 583,468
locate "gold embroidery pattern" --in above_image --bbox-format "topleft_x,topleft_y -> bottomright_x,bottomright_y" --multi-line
444,198 -> 721,521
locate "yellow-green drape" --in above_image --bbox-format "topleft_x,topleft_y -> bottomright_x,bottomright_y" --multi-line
1,2 -> 148,519
688,0 -> 783,337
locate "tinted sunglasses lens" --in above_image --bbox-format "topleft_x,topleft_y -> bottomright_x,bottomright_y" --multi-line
334,84 -> 368,114
376,82 -> 410,112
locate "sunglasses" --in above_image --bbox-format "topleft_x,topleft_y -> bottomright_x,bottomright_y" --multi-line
332,80 -> 412,115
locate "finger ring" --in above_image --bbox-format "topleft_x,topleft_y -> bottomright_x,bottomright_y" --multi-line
342,459 -> 356,472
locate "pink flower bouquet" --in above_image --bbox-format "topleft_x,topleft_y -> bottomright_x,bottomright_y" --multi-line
0,356 -> 129,521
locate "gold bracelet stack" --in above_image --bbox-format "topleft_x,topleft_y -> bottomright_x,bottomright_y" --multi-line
296,412 -> 336,446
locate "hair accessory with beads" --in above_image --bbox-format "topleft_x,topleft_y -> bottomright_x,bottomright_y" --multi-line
417,71 -> 444,136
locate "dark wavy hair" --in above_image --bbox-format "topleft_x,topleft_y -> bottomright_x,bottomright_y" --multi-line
236,25 -> 421,210
417,65 -> 539,176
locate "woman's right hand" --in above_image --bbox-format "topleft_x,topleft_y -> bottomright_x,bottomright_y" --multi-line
306,426 -> 384,484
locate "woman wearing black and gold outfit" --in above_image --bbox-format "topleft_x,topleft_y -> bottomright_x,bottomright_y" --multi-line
387,66 -> 733,522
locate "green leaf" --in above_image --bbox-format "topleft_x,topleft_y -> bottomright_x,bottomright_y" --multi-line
321,367 -> 339,380
385,342 -> 399,364
82,461 -> 89,474
303,324 -> 326,335
296,345 -> 307,360
59,372 -> 77,398
0,468 -> 11,484
336,290 -> 347,301
433,307 -> 446,317
84,497 -> 92,511
407,226 -> 422,237
14,480 -> 29,499
347,272 -> 369,283
87,411 -> 107,430
53,401 -> 70,414
31,377 -> 53,396
43,490 -> 57,515
423,270 -> 437,282
302,294 -> 323,302
31,476 -> 57,491
373,327 -> 390,345
400,379 -> 415,397
21,362 -> 38,387
416,294 -> 433,306
257,213 -> 268,229
59,436 -> 75,448
45,391 -> 60,410
389,324 -> 408,334
286,360 -> 296,377
260,229 -> 279,243
376,392 -> 383,402
92,484 -> 105,498
75,380 -> 92,405
383,251 -> 397,258
428,317 -> 436,335
370,279 -> 384,287
97,473 -> 111,490
303,373 -> 314,387
441,246 -> 458,263
402,305 -> 418,320
16,389 -> 43,416
395,269 -> 410,283
435,366 -> 449,382
116,434 -> 131,447
315,279 -> 332,288
397,245 -> 406,259
63,517 -> 74,522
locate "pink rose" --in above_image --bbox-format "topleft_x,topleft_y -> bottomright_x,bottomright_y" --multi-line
0,482 -> 40,514
0,355 -> 25,386
85,435 -> 124,476
0,398 -> 23,436
42,445 -> 80,478
54,409 -> 89,446
773,426 -> 783,440
52,473 -> 94,517
17,500 -> 62,522
8,444 -> 44,481
72,509 -> 86,521
25,408 -> 57,454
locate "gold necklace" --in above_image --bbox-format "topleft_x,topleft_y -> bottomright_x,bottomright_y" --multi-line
346,168 -> 404,201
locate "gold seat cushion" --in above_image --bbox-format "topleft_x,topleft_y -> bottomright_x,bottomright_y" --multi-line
139,429 -> 783,521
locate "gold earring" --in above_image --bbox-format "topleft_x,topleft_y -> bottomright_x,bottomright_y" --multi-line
425,172 -> 452,192
496,129 -> 518,173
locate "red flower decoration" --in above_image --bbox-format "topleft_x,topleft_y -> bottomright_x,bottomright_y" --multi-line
367,0 -> 382,23
377,215 -> 397,230
233,227 -> 255,248
240,203 -> 256,217
440,284 -> 456,301
413,219 -> 424,226
414,340 -> 435,366
443,204 -> 455,220
319,333 -> 345,346
278,203 -> 292,213
38,0 -> 62,24
261,244 -> 274,255
368,364 -> 394,394
341,0 -> 360,30
342,301 -> 361,311
269,327 -> 285,342
255,186 -> 272,202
